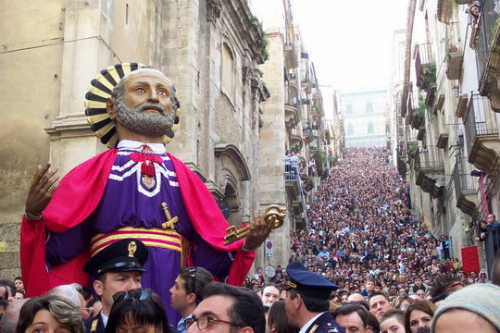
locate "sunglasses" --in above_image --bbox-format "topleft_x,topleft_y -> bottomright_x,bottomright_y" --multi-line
112,289 -> 152,303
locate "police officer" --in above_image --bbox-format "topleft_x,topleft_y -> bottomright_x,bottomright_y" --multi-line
283,262 -> 343,333
84,238 -> 148,333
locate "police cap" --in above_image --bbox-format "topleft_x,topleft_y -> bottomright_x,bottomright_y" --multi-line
84,238 -> 148,276
285,261 -> 337,300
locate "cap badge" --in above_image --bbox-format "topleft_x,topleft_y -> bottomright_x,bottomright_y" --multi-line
128,241 -> 137,257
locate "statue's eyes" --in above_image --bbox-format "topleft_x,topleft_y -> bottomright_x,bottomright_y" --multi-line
135,87 -> 145,94
158,89 -> 168,96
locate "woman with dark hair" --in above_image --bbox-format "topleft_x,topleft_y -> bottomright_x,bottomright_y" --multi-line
404,300 -> 435,333
266,301 -> 298,333
105,289 -> 170,333
16,295 -> 85,333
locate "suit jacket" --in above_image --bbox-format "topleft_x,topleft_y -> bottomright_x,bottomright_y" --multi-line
304,312 -> 344,333
85,313 -> 105,333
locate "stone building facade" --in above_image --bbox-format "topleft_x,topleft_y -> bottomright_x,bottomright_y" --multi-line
340,89 -> 388,148
0,0 -> 269,277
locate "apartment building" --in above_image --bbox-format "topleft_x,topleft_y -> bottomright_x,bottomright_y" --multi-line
394,0 -> 500,272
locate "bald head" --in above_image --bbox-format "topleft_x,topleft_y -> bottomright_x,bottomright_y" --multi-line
347,293 -> 364,303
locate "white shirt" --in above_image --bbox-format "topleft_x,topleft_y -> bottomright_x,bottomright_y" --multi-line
117,139 -> 166,154
299,313 -> 324,333
101,312 -> 109,327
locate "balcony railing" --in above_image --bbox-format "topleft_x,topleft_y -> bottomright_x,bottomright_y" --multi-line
463,93 -> 499,155
452,159 -> 478,217
415,43 -> 436,89
415,146 -> 444,172
473,0 -> 500,87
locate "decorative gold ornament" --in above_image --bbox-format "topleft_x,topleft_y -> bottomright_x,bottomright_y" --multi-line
127,241 -> 137,257
224,205 -> 286,245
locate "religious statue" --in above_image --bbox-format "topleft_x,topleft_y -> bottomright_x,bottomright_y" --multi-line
21,63 -> 275,322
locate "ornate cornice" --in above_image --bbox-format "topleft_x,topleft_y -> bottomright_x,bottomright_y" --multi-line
207,0 -> 222,23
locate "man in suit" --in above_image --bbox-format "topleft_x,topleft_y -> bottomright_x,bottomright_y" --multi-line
283,262 -> 343,333
84,238 -> 148,333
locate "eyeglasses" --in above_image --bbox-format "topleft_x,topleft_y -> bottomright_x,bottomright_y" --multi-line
185,315 -> 243,331
112,289 -> 152,303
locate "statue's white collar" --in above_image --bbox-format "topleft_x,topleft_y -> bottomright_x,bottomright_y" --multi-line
117,140 -> 166,154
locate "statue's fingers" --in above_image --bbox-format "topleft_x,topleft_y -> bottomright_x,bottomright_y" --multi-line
47,177 -> 59,194
30,164 -> 49,188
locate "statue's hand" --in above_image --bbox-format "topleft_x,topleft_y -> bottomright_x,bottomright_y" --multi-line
242,215 -> 273,252
25,164 -> 59,219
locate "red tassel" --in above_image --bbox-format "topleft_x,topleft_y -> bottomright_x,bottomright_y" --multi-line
130,145 -> 164,178
141,160 -> 155,177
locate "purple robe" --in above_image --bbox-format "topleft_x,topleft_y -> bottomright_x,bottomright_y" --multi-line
46,145 -> 234,323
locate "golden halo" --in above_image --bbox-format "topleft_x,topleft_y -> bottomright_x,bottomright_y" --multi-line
84,62 -> 181,148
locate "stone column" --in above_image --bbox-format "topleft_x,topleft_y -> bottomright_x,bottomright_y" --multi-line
47,0 -> 116,175
257,30 -> 289,268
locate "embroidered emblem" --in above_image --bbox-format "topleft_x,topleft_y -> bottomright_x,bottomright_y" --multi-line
142,174 -> 156,189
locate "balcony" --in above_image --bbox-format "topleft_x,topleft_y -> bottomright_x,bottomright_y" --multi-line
437,133 -> 449,149
455,94 -> 469,118
474,0 -> 500,111
410,104 -> 425,130
463,93 -> 500,176
452,161 -> 478,218
303,126 -> 313,143
446,47 -> 463,80
415,43 -> 436,90
285,171 -> 300,197
289,133 -> 304,151
415,147 -> 445,197
425,85 -> 437,107
285,103 -> 299,129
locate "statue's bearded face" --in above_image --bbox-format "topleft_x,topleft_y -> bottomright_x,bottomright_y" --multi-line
114,70 -> 176,138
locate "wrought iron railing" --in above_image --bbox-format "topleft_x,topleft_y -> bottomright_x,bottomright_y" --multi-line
415,43 -> 435,89
453,153 -> 479,197
415,146 -> 444,171
463,93 -> 499,154
474,0 -> 500,87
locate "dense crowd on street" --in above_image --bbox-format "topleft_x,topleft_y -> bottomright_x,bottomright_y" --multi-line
265,147 -> 475,300
245,147 -> 500,332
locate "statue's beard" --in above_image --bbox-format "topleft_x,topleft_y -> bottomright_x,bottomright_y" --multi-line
115,97 -> 175,138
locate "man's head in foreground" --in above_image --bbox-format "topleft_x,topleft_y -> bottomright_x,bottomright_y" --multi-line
187,282 -> 265,333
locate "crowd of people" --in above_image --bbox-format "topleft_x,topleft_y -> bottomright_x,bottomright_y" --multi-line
2,59 -> 500,333
244,147 -> 500,332
0,147 -> 498,333
255,148 -> 484,298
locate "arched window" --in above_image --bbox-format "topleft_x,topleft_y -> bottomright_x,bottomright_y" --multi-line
222,43 -> 235,102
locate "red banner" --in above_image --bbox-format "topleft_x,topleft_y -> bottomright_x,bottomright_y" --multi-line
461,246 -> 480,275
